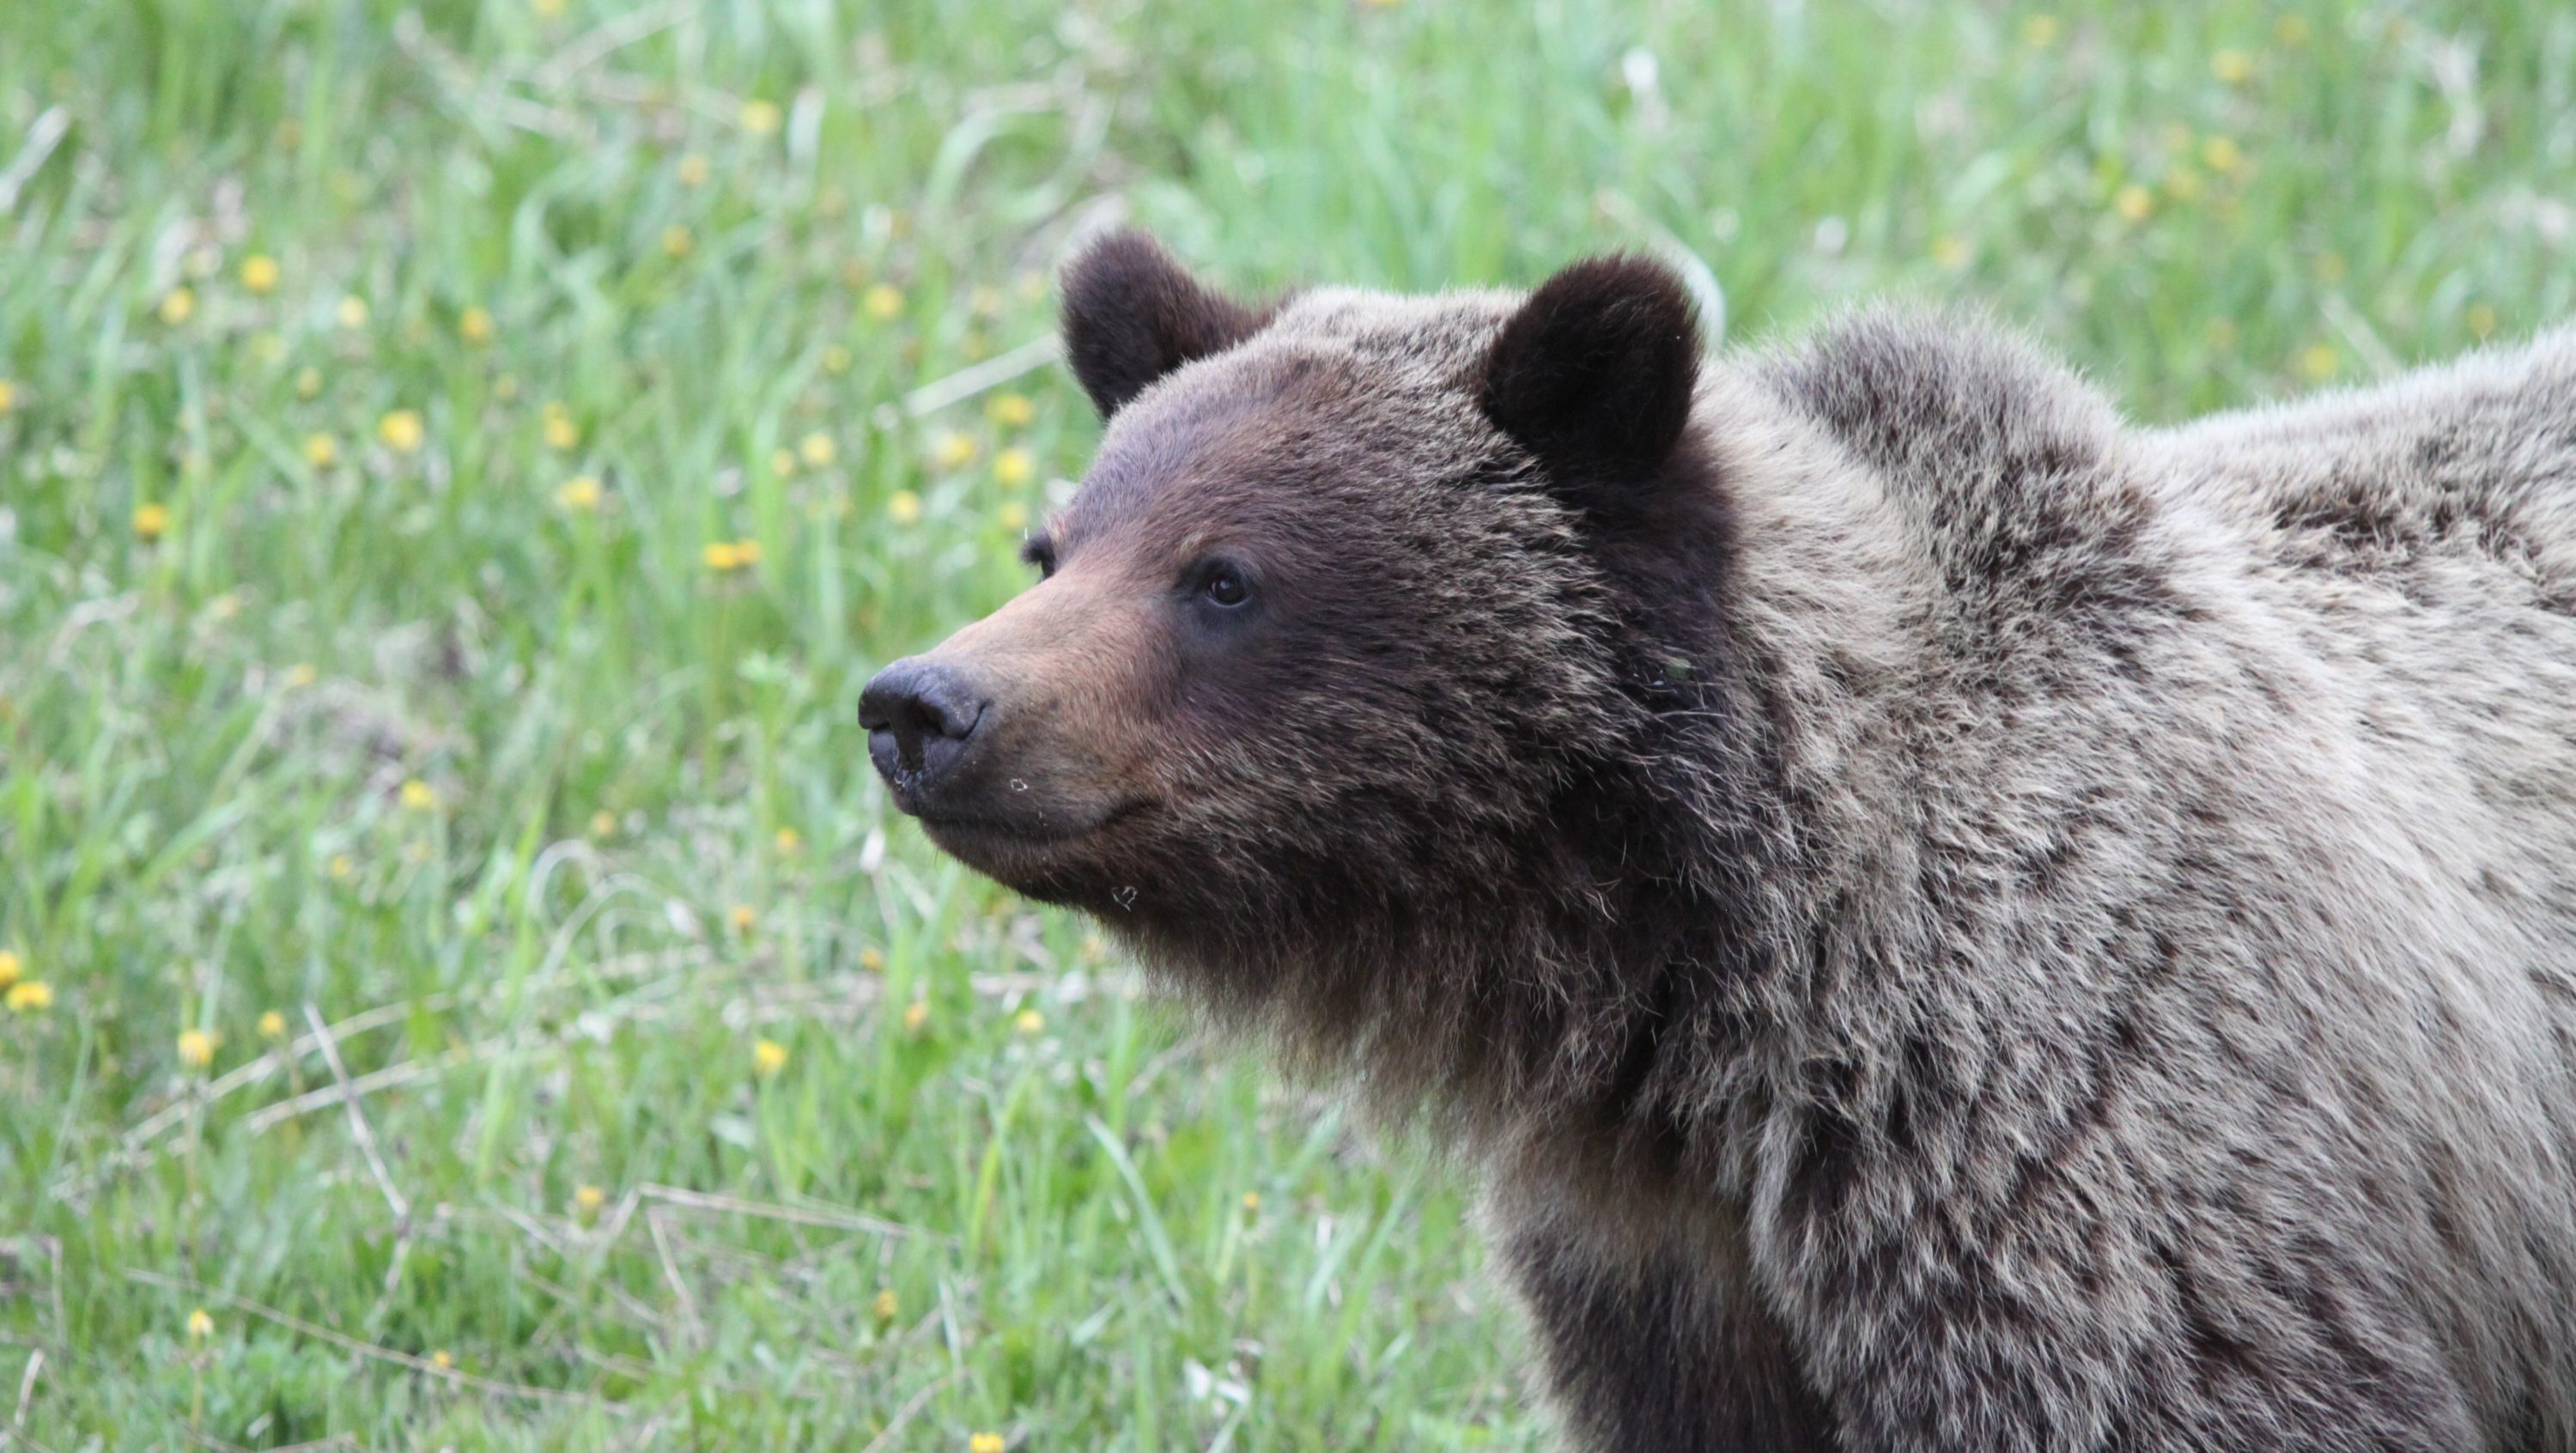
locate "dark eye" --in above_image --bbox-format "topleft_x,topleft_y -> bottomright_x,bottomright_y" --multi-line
1021,534 -> 1058,580
1200,563 -> 1251,609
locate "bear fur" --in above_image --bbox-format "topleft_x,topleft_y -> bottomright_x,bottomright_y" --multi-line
864,230 -> 2576,1451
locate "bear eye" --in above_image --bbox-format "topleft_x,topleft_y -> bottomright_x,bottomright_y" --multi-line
1021,533 -> 1058,580
1199,562 -> 1251,609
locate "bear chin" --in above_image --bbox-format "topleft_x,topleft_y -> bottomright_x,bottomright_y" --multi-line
915,803 -> 1161,909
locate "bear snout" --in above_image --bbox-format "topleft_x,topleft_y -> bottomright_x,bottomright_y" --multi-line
860,655 -> 990,806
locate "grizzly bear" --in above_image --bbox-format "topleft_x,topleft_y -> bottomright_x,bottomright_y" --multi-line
860,229 -> 2576,1452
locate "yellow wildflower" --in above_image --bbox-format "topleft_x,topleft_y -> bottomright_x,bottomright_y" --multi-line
459,306 -> 494,344
996,502 -> 1029,532
1929,235 -> 1971,271
2297,344 -> 2339,382
2112,185 -> 2154,222
860,947 -> 886,972
1014,1008 -> 1044,1036
337,295 -> 370,329
822,343 -> 853,374
303,433 -> 338,468
677,153 -> 711,187
863,283 -> 904,321
429,1350 -> 453,1371
378,410 -> 426,453
769,447 -> 797,477
661,225 -> 695,258
1242,1190 -> 1263,1213
872,1287 -> 898,1321
556,475 -> 603,512
133,502 -> 171,540
799,431 -> 837,467
543,403 -> 580,451
2201,136 -> 2247,178
0,951 -> 17,988
400,778 -> 439,812
188,1308 -> 215,1339
295,366 -> 324,399
886,490 -> 924,525
753,1037 -> 789,1075
285,663 -> 318,689
178,1028 -> 217,1069
703,541 -> 744,572
902,1001 -> 929,1032
993,447 -> 1035,488
970,1434 -> 1005,1453
258,1010 -> 288,1040
329,854 -> 354,880
929,431 -> 977,471
6,981 -> 52,1012
574,1184 -> 605,1217
158,288 -> 197,325
2210,48 -> 2254,83
2021,14 -> 2060,46
775,827 -> 802,854
2468,304 -> 2499,339
590,809 -> 617,838
0,380 -> 15,414
732,538 -> 761,566
986,392 -> 1034,428
729,904 -> 757,933
241,254 -> 281,295
739,99 -> 783,136
535,0 -> 565,15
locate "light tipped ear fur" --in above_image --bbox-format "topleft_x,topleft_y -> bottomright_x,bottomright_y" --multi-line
1480,255 -> 1702,510
1058,229 -> 1272,418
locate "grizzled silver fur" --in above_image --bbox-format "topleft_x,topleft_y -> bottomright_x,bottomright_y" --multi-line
1506,310 -> 2576,1451
878,237 -> 2576,1451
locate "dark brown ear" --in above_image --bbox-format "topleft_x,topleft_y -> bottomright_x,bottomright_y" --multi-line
1480,255 -> 1701,509
1059,230 -> 1269,418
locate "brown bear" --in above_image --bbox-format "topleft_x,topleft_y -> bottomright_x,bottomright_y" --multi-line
860,229 -> 2576,1452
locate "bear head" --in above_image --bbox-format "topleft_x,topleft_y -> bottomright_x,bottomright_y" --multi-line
862,231 -> 1747,1093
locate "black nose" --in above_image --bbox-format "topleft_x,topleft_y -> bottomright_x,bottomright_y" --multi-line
860,657 -> 989,800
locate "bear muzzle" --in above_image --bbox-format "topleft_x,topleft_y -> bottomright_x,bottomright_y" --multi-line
861,567 -> 1175,902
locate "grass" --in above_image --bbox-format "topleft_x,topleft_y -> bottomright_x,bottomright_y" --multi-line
2,0 -> 2570,1447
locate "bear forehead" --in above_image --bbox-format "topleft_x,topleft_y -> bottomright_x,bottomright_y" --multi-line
1261,284 -> 1522,366
1057,286 -> 1525,550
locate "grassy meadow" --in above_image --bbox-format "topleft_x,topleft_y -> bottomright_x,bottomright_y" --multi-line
3,1 -> 2573,1447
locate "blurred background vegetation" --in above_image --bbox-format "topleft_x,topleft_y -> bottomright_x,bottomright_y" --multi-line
2,1 -> 2570,1447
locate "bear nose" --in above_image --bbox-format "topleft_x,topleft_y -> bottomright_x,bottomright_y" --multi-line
860,657 -> 990,800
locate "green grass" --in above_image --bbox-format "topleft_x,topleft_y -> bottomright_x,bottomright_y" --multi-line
2,1 -> 2570,1447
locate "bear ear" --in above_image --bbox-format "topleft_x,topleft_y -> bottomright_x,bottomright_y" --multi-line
1479,255 -> 1701,508
1059,229 -> 1271,418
